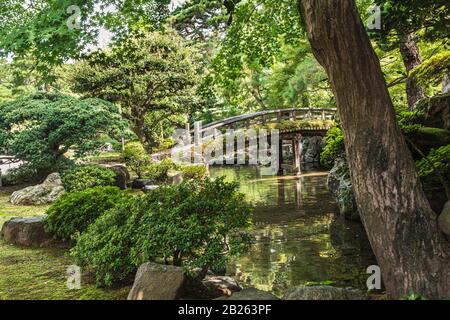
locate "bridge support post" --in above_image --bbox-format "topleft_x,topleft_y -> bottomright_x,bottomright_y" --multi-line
293,133 -> 302,176
277,139 -> 284,176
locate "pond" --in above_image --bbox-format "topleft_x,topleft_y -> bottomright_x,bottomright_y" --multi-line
210,166 -> 376,297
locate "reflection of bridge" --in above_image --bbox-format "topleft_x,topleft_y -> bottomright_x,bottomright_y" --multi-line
159,108 -> 337,175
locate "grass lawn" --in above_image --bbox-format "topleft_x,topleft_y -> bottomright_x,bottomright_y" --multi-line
0,186 -> 130,300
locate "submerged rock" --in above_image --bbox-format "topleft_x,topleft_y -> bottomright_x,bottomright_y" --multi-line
327,158 -> 359,220
283,285 -> 368,300
10,173 -> 65,205
127,262 -> 186,300
0,216 -> 67,248
216,288 -> 279,300
202,276 -> 242,298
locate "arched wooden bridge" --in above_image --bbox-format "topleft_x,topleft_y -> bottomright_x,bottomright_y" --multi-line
188,107 -> 337,136
157,107 -> 338,175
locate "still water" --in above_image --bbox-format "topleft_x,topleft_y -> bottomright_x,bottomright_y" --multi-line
210,166 -> 376,297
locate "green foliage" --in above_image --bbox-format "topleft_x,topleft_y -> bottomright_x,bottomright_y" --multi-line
143,158 -> 178,183
411,51 -> 450,88
61,165 -> 117,192
44,186 -> 131,241
70,29 -> 201,149
123,141 -> 151,179
320,127 -> 345,169
416,144 -> 450,185
141,157 -> 209,183
71,178 -> 253,286
254,119 -> 334,132
179,165 -> 209,181
396,110 -> 425,134
0,1 -> 172,83
0,93 -> 125,176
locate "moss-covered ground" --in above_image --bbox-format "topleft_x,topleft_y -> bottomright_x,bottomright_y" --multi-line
0,186 -> 130,300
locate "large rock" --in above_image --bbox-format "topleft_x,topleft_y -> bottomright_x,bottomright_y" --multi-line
283,286 -> 368,300
101,164 -> 130,189
127,262 -> 186,300
327,158 -> 359,220
301,136 -> 325,163
416,94 -> 450,130
10,173 -> 65,205
443,74 -> 450,94
132,179 -> 155,189
216,288 -> 279,300
407,127 -> 450,155
0,216 -> 66,248
438,201 -> 450,237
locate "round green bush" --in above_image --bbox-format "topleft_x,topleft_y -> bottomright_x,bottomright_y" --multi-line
142,158 -> 178,183
44,186 -> 132,241
179,165 -> 209,180
71,178 -> 253,287
123,141 -> 151,178
61,165 -> 117,192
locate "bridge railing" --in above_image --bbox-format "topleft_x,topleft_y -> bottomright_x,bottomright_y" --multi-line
196,108 -> 337,133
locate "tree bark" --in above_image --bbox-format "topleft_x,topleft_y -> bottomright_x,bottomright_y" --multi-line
298,0 -> 450,299
399,32 -> 426,111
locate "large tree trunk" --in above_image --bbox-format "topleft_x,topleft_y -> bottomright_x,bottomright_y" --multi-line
298,0 -> 450,299
399,32 -> 427,111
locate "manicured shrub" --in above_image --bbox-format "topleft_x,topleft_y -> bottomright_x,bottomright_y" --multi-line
0,93 -> 126,176
320,127 -> 345,169
61,165 -> 117,192
179,165 -> 209,180
122,141 -> 151,178
71,178 -> 253,286
142,158 -> 178,183
44,186 -> 132,241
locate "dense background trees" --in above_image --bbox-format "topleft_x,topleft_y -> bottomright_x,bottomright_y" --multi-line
69,30 -> 201,151
0,93 -> 125,176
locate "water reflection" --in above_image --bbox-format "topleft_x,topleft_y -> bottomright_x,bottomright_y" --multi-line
210,166 -> 376,297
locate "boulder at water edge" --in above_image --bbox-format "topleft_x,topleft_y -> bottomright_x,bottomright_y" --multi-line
301,136 -> 325,163
283,285 -> 368,300
327,158 -> 359,220
438,201 -> 450,237
0,216 -> 67,248
10,173 -> 65,205
127,262 -> 186,300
